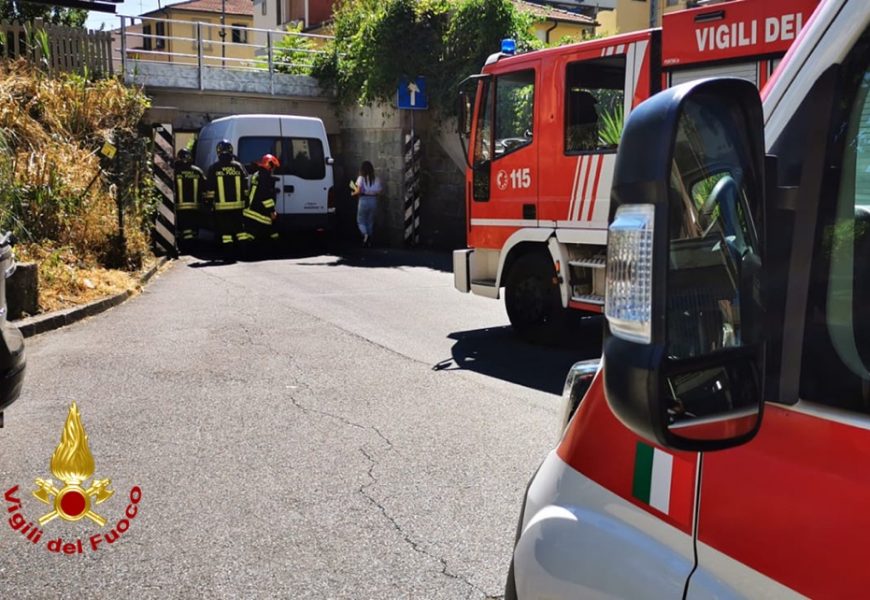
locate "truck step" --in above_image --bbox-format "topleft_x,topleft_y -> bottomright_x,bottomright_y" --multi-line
568,256 -> 607,269
470,278 -> 496,287
570,294 -> 605,306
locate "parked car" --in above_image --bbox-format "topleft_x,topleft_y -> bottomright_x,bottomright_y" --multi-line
0,232 -> 26,427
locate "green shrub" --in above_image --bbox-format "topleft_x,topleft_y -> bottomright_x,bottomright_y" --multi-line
312,0 -> 539,115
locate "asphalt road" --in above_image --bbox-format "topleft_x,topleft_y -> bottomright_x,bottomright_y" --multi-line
0,245 -> 602,599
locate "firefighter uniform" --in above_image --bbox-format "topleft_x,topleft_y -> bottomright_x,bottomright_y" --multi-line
241,154 -> 281,251
174,150 -> 205,248
204,141 -> 247,254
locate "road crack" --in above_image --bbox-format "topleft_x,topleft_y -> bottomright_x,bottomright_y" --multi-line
286,392 -> 368,432
357,447 -> 493,599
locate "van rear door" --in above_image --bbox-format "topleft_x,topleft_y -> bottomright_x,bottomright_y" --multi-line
277,119 -> 329,222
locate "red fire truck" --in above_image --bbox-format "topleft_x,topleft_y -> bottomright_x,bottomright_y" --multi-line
453,0 -> 819,343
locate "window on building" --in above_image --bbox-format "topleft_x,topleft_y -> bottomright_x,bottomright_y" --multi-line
262,1 -> 267,16
494,69 -> 535,158
564,55 -> 626,153
231,25 -> 247,44
155,21 -> 166,50
142,24 -> 152,51
201,20 -> 213,49
276,0 -> 283,25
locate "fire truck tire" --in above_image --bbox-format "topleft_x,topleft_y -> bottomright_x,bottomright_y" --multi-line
504,253 -> 565,344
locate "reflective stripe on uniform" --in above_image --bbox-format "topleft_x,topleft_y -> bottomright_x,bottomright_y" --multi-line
237,232 -> 255,241
270,232 -> 279,240
243,208 -> 272,225
249,180 -> 258,204
262,199 -> 275,209
177,179 -> 198,209
215,173 -> 244,210
221,235 -> 233,244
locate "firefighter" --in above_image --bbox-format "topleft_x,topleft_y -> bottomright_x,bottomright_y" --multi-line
174,148 -> 205,252
241,153 -> 280,255
204,139 -> 247,257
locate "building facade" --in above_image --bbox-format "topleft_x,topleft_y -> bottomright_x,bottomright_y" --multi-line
130,0 -> 255,66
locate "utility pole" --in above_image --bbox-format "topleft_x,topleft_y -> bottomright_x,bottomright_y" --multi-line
220,0 -> 227,68
650,0 -> 660,29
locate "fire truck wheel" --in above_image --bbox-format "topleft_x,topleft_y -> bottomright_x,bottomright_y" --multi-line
504,253 -> 565,344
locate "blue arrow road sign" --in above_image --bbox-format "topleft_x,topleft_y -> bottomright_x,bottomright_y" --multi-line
397,76 -> 428,110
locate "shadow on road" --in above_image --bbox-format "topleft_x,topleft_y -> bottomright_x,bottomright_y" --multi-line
434,317 -> 603,396
182,232 -> 339,268
294,247 -> 452,273
178,231 -> 452,273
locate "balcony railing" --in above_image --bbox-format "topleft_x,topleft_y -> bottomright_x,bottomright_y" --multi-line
116,15 -> 333,93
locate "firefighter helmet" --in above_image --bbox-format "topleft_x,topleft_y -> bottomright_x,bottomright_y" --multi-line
216,139 -> 234,157
257,154 -> 280,170
177,148 -> 192,163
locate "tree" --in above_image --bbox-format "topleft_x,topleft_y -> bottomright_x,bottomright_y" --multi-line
312,0 -> 539,115
1,0 -> 87,27
271,23 -> 317,75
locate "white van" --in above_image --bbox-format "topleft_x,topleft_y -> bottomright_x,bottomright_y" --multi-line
194,114 -> 335,231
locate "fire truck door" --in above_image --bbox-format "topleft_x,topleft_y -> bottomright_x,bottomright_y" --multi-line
538,39 -> 652,229
467,66 -> 539,249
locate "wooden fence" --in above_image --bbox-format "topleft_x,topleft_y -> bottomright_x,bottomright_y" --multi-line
0,19 -> 113,76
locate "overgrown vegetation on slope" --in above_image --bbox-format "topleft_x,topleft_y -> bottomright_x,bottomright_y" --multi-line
0,60 -> 156,313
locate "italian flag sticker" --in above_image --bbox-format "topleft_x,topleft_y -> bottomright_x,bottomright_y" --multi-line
632,441 -> 694,522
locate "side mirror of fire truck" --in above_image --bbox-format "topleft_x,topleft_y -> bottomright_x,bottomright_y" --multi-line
458,81 -> 476,169
602,78 -> 767,452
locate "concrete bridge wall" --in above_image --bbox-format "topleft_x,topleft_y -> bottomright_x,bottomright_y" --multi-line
134,65 -> 464,249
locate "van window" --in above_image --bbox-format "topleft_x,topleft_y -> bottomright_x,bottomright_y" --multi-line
284,138 -> 325,180
801,33 -> 870,413
237,136 -> 325,179
565,56 -> 626,153
238,136 -> 282,172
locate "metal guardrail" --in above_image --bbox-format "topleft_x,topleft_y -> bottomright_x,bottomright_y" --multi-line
115,15 -> 333,92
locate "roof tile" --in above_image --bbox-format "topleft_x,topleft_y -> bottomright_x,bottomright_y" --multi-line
514,0 -> 596,26
157,0 -> 253,17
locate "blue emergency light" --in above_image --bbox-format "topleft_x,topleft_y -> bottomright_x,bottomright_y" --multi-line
501,39 -> 517,55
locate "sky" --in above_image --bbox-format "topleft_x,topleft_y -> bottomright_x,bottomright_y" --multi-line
84,1 -> 173,31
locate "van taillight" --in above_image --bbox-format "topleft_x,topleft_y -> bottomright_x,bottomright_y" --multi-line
328,186 -> 335,212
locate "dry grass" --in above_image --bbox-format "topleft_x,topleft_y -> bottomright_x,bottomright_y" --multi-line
16,244 -> 155,314
0,59 -> 156,314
